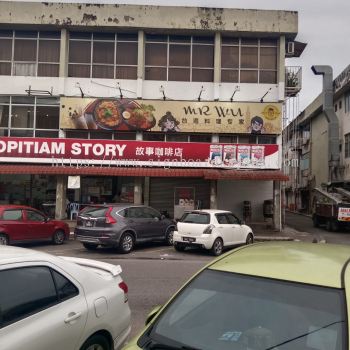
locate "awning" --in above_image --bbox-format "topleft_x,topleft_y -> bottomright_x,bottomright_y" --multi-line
0,165 -> 288,181
203,169 -> 289,181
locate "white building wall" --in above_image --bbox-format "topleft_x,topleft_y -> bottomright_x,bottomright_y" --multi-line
217,180 -> 273,221
0,76 -> 282,103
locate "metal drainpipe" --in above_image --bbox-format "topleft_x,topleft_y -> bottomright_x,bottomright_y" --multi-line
311,65 -> 340,183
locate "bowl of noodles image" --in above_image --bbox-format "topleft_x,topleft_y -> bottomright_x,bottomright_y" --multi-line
121,100 -> 156,131
93,99 -> 124,130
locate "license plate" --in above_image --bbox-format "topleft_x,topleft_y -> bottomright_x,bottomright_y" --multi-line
183,236 -> 196,243
85,221 -> 93,227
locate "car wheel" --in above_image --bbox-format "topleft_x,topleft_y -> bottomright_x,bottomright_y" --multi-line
246,233 -> 254,245
326,220 -> 338,232
80,334 -> 110,350
52,230 -> 65,245
211,238 -> 223,256
174,243 -> 186,252
0,233 -> 9,245
83,243 -> 99,250
165,228 -> 174,245
119,232 -> 134,254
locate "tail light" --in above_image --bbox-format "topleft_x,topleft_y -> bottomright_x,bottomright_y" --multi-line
119,281 -> 129,302
203,224 -> 215,234
105,207 -> 117,224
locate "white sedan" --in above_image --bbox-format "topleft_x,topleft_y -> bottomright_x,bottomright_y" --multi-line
173,209 -> 254,256
0,246 -> 131,350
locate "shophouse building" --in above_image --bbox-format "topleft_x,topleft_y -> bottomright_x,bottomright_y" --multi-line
0,2 -> 303,230
283,64 -> 350,214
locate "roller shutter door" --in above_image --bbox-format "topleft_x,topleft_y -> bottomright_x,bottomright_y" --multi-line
149,177 -> 210,218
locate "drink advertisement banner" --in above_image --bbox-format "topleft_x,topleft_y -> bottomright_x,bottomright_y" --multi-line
0,137 -> 279,169
60,97 -> 282,134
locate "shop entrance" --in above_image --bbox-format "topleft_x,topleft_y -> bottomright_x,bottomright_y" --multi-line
70,176 -> 135,206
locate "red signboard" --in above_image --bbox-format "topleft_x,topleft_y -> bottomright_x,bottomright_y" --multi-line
0,137 -> 279,169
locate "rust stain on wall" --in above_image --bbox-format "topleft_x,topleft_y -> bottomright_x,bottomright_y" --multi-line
124,15 -> 134,22
82,13 -> 97,23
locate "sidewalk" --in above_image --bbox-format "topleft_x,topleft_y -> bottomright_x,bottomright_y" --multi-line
250,221 -> 318,243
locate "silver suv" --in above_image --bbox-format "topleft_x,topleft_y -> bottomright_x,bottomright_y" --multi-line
75,204 -> 176,253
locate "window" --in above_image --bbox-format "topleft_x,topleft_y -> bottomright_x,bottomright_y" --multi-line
345,133 -> 350,158
145,35 -> 214,82
226,213 -> 240,224
190,134 -> 212,143
143,207 -> 161,219
0,30 -> 60,77
221,37 -> 278,84
26,210 -> 45,222
216,214 -> 229,224
180,212 -> 210,224
144,269 -> 346,350
345,93 -> 350,113
0,267 -> 57,328
2,209 -> 22,221
339,100 -> 342,110
143,132 -> 165,141
51,270 -> 79,301
0,96 -> 60,137
68,32 -> 138,79
335,104 -> 338,112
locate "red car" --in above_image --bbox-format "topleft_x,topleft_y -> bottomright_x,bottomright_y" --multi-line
0,205 -> 70,246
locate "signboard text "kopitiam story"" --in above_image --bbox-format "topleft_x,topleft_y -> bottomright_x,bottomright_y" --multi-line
0,137 -> 279,169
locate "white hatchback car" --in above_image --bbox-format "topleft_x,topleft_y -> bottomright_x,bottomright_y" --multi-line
173,209 -> 254,255
0,246 -> 131,350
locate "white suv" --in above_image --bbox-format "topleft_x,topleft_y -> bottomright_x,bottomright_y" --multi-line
0,246 -> 131,350
173,209 -> 254,256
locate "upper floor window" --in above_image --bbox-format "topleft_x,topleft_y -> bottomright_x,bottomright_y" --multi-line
0,96 -> 60,138
145,35 -> 214,82
221,38 -> 278,84
345,93 -> 350,113
0,30 -> 60,77
68,32 -> 138,79
345,133 -> 350,158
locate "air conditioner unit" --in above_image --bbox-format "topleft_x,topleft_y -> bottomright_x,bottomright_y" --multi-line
287,41 -> 295,55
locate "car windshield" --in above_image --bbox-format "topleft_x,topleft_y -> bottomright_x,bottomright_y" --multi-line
140,269 -> 346,350
180,212 -> 210,224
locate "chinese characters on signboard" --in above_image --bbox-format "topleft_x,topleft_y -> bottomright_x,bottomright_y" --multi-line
0,137 -> 280,169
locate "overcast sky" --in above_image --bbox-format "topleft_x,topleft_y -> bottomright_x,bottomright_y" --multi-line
5,0 -> 350,115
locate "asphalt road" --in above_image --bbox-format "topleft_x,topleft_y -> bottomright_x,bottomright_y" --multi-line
284,211 -> 350,244
25,214 -> 350,340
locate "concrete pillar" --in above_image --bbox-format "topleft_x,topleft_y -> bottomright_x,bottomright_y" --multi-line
59,29 -> 69,77
134,177 -> 143,205
137,30 -> 145,98
144,176 -> 150,206
213,32 -> 221,101
210,180 -> 218,209
55,175 -> 67,220
278,35 -> 286,84
273,180 -> 282,231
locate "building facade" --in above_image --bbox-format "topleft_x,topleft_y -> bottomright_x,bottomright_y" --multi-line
283,64 -> 350,214
0,2 -> 303,229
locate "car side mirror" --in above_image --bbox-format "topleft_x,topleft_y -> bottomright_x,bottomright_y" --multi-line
145,305 -> 162,325
160,214 -> 166,220
44,217 -> 50,223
